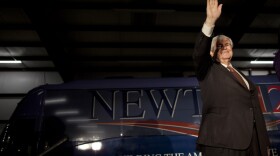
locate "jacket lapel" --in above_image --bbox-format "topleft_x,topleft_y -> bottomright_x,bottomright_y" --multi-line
217,63 -> 251,90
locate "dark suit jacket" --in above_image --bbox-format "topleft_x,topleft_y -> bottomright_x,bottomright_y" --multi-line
193,31 -> 270,156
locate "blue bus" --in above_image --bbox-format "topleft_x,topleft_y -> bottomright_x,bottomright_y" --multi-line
0,76 -> 279,156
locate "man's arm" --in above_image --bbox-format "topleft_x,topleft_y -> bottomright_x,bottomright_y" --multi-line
193,31 -> 212,80
192,0 -> 222,80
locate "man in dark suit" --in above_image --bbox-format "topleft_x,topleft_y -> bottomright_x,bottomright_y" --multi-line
193,0 -> 270,155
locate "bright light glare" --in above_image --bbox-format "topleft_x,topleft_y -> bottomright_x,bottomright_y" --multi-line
92,142 -> 102,151
0,60 -> 22,64
250,61 -> 273,64
45,98 -> 67,105
76,142 -> 102,151
77,144 -> 91,150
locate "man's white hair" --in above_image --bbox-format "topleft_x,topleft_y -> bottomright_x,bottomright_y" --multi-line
210,35 -> 234,52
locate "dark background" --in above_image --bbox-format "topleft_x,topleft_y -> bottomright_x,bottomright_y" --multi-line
0,0 -> 279,128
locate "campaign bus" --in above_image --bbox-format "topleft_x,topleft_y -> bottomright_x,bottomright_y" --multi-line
0,76 -> 279,156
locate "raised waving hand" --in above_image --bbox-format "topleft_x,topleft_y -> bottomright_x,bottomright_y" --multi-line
205,0 -> 223,27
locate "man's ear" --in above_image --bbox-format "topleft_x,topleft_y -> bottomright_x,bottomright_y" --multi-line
210,51 -> 214,58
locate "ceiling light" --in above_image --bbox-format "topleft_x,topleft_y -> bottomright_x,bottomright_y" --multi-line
0,60 -> 22,64
250,61 -> 273,64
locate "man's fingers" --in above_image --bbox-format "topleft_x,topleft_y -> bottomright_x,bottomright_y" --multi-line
208,0 -> 218,6
207,0 -> 210,7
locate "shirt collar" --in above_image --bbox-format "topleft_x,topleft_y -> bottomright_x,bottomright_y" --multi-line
220,63 -> 232,68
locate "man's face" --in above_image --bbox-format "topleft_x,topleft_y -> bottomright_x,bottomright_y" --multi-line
215,38 -> 233,62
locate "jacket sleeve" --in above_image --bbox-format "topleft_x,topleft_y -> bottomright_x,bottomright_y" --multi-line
193,31 -> 213,81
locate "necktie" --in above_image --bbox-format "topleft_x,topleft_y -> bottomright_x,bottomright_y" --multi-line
227,66 -> 248,89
